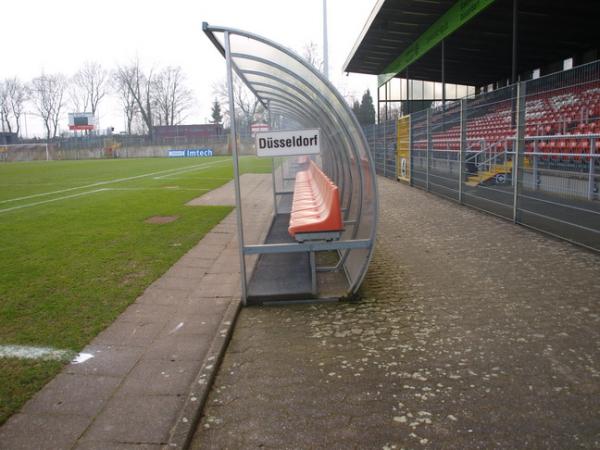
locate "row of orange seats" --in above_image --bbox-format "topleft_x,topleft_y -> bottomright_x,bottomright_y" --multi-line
288,160 -> 343,240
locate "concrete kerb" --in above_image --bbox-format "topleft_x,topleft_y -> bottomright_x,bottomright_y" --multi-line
164,297 -> 241,450
165,175 -> 274,449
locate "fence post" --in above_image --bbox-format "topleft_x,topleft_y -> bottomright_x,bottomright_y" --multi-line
383,120 -> 387,178
532,139 -> 538,190
426,110 -> 432,192
588,137 -> 596,200
513,81 -> 526,224
459,99 -> 467,204
409,116 -> 413,187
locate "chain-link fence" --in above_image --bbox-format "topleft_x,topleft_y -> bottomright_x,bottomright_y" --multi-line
363,119 -> 397,180
368,61 -> 600,251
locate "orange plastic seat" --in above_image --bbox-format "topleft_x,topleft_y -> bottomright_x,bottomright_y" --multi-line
288,161 -> 343,239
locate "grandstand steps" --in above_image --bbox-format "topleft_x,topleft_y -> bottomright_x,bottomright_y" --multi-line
466,161 -> 513,186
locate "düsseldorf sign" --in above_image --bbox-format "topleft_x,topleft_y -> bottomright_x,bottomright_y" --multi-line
256,128 -> 320,157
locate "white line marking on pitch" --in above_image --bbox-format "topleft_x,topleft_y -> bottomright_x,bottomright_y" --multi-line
0,189 -> 107,214
72,352 -> 94,364
0,158 -> 230,205
104,187 -> 210,192
152,158 -> 230,179
0,345 -> 94,364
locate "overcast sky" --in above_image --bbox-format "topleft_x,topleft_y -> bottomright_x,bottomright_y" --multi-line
1,0 -> 378,137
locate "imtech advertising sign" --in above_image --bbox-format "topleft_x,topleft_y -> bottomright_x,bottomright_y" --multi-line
168,148 -> 213,157
256,129 -> 320,157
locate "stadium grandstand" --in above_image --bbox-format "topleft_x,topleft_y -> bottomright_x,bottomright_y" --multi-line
344,0 -> 600,251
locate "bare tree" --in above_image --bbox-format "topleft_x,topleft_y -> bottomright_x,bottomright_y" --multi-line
29,73 -> 67,141
213,77 -> 262,130
112,74 -> 138,134
0,78 -> 26,135
152,66 -> 193,126
114,60 -> 154,137
69,61 -> 107,119
0,81 -> 10,133
302,41 -> 323,72
68,81 -> 89,113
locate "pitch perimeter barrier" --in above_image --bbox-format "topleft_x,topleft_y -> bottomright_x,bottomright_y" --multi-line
0,133 -> 257,162
368,60 -> 600,251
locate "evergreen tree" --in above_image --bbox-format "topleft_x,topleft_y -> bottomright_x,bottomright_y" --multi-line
359,89 -> 376,125
351,99 -> 361,123
210,98 -> 223,124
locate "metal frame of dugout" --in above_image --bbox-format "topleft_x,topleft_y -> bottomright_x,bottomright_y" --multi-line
203,23 -> 378,305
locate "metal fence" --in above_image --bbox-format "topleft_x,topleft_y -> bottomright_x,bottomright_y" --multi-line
363,119 -> 397,180
0,132 -> 258,162
369,61 -> 600,251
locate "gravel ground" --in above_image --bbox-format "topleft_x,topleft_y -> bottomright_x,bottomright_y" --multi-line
190,177 -> 600,450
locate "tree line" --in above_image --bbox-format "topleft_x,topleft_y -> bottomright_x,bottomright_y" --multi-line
351,89 -> 376,126
1,50 -> 377,143
0,60 -> 196,142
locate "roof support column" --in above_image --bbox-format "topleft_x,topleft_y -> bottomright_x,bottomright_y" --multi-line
511,0 -> 518,84
441,39 -> 446,111
377,85 -> 380,123
385,80 -> 389,121
406,68 -> 411,115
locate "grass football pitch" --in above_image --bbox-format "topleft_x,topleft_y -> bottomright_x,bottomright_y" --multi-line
0,156 -> 271,425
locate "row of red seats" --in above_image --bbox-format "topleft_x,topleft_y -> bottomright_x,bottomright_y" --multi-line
288,160 -> 343,240
411,83 -> 600,156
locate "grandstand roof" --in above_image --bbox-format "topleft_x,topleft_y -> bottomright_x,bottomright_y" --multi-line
344,0 -> 600,86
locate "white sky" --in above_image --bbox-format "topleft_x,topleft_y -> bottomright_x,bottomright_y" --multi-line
1,0 -> 378,137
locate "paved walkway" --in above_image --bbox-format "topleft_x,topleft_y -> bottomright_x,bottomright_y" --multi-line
191,177 -> 600,449
0,174 -> 273,450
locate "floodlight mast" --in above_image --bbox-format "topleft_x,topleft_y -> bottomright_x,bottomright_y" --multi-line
323,0 -> 329,80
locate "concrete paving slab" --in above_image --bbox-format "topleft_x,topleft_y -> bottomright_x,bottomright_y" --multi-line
161,314 -> 224,338
65,345 -> 145,378
191,273 -> 241,298
140,334 -> 212,362
186,173 -> 269,207
117,304 -> 175,324
134,287 -> 191,307
162,266 -> 208,280
184,245 -> 228,260
93,320 -> 164,347
117,359 -> 200,396
74,442 -> 161,450
169,255 -> 214,270
81,395 -> 184,444
148,275 -> 204,291
0,413 -> 91,450
22,373 -> 120,417
177,297 -> 231,315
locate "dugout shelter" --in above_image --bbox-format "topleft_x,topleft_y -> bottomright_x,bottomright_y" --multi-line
203,23 -> 378,305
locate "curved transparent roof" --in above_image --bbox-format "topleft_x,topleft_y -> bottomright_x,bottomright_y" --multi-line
203,23 -> 378,294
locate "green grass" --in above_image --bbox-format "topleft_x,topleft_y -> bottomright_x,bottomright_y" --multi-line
0,156 -> 271,424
